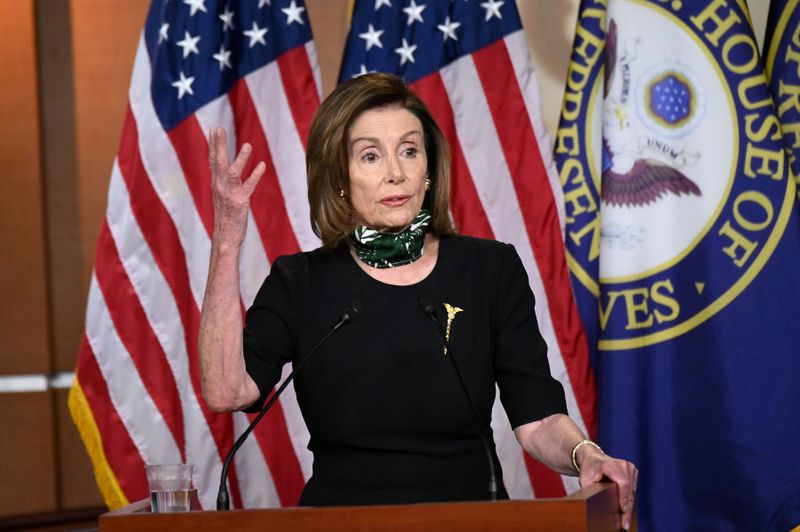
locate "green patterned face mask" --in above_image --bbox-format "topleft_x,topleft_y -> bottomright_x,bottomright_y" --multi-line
349,209 -> 432,269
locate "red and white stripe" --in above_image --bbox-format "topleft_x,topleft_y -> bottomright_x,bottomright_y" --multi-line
73,26 -> 594,510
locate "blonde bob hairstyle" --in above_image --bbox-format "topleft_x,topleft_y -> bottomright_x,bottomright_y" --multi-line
307,72 -> 454,248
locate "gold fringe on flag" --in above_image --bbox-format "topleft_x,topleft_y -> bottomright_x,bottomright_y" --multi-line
67,377 -> 129,510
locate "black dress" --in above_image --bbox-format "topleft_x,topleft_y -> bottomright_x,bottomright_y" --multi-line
242,233 -> 567,506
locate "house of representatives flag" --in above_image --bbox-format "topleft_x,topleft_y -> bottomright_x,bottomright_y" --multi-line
68,0 -> 321,510
340,0 -> 596,498
765,0 -> 800,200
555,0 -> 800,529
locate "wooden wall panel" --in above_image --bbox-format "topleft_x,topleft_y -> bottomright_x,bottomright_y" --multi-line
55,388 -> 104,509
70,0 -> 150,303
0,0 -> 50,375
36,0 -> 84,373
306,0 -> 350,97
0,392 -> 57,516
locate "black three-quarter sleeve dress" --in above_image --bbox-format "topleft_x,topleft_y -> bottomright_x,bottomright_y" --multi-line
242,233 -> 567,506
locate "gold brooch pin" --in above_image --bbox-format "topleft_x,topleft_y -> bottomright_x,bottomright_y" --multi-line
443,303 -> 463,356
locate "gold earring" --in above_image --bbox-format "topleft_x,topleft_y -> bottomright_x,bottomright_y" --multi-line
424,178 -> 431,191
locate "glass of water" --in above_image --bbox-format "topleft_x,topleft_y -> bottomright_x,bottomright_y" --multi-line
145,463 -> 196,513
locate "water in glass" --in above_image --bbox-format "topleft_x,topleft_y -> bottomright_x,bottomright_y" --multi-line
150,488 -> 195,512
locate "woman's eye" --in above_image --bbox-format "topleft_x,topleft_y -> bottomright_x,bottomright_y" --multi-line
403,147 -> 418,158
362,152 -> 378,163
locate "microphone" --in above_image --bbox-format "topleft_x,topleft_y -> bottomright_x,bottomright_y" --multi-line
418,296 -> 499,501
216,301 -> 362,510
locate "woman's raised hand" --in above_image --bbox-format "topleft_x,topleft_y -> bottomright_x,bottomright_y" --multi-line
209,127 -> 266,248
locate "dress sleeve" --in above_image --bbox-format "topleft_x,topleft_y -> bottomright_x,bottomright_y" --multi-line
493,243 -> 568,428
242,256 -> 297,413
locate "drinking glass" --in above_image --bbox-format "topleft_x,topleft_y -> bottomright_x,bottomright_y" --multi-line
145,463 -> 196,513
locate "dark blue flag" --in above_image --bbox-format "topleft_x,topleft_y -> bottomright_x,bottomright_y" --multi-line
765,0 -> 800,204
555,1 -> 800,529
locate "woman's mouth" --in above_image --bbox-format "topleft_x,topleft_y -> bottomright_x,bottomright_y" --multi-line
380,195 -> 410,206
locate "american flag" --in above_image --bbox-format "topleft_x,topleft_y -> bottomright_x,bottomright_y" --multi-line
340,0 -> 595,498
68,0 -> 321,510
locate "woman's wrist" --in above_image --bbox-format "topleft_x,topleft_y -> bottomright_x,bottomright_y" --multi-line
211,235 -> 243,258
570,439 -> 604,474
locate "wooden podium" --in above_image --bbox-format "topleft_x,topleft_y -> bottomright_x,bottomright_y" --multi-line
100,483 -> 632,531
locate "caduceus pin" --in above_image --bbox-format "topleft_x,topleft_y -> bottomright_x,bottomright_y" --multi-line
442,303 -> 463,356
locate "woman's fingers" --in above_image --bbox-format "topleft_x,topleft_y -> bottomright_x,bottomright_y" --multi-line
228,142 -> 253,182
608,460 -> 637,531
209,128 -> 259,189
207,128 -> 266,247
209,128 -> 230,175
580,455 -> 638,531
243,161 -> 266,196
619,470 -> 635,530
208,127 -> 264,213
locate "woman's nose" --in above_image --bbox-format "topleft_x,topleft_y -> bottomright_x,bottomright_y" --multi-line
384,151 -> 404,181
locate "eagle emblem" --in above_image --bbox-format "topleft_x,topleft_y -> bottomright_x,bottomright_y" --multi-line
602,18 -> 702,208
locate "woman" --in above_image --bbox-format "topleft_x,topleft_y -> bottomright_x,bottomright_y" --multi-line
199,73 -> 637,529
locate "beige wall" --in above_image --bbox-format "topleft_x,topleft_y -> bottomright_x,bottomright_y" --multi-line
0,0 -> 774,519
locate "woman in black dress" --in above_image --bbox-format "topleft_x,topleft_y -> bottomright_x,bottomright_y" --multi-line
199,73 -> 637,529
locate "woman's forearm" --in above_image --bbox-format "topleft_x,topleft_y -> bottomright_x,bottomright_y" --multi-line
198,241 -> 259,412
513,413 -> 602,475
200,128 -> 266,412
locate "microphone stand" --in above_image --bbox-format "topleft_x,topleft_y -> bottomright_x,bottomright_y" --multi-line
216,303 -> 361,510
419,298 -> 499,502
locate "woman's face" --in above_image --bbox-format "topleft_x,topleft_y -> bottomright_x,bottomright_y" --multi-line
347,106 -> 428,233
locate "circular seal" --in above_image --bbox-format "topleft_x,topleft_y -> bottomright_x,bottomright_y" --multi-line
559,0 -> 796,350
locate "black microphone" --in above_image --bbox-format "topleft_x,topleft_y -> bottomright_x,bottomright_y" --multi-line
418,296 -> 499,502
216,301 -> 362,510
